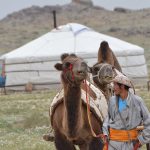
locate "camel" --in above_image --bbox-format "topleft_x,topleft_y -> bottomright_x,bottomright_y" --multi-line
87,41 -> 122,101
43,42 -> 122,142
98,41 -> 122,72
50,53 -> 104,150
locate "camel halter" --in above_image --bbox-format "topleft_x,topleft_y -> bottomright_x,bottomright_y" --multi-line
92,67 -> 101,82
63,57 -> 80,84
92,64 -> 115,84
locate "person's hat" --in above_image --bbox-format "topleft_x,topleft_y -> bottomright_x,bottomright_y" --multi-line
113,74 -> 132,88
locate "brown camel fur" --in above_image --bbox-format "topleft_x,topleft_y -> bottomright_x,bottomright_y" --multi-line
98,41 -> 122,72
51,53 -> 104,150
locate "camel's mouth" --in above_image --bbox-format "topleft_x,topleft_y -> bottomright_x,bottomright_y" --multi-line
105,76 -> 113,80
70,71 -> 87,85
75,74 -> 87,82
77,70 -> 86,75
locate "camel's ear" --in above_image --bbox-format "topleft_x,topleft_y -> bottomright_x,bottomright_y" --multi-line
54,63 -> 63,71
112,66 -> 115,70
70,53 -> 77,57
61,53 -> 69,61
87,66 -> 92,73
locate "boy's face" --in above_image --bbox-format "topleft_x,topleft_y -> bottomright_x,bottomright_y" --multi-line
113,82 -> 122,96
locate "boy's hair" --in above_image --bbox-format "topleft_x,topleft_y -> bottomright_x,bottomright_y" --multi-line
117,82 -> 130,91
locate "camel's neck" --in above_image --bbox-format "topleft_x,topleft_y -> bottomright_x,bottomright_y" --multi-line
63,84 -> 82,138
94,81 -> 110,101
94,81 -> 106,92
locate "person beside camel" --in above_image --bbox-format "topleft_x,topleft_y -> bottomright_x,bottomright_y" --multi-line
98,41 -> 122,72
102,74 -> 150,150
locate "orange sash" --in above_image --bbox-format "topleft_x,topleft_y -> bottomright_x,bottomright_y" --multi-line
109,128 -> 138,142
103,144 -> 108,150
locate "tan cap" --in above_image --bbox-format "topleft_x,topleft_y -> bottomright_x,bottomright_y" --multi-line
113,74 -> 132,88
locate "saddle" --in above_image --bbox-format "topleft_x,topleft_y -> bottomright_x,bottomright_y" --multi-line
50,80 -> 108,126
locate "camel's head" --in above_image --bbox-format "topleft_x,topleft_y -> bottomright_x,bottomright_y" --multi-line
90,63 -> 115,84
55,53 -> 88,85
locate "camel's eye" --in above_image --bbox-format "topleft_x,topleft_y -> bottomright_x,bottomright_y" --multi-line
63,62 -> 72,69
93,67 -> 99,72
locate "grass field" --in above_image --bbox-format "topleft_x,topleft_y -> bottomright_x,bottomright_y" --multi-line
0,88 -> 149,150
0,90 -> 56,150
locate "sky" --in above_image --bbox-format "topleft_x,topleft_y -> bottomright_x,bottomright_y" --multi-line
1,0 -> 150,19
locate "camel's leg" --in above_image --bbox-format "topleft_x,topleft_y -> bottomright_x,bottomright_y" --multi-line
89,137 -> 104,150
54,130 -> 76,150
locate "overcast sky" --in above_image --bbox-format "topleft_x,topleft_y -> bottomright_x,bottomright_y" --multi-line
1,0 -> 150,19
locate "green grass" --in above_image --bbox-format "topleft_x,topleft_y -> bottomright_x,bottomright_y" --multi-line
0,89 -> 149,150
0,90 -> 56,150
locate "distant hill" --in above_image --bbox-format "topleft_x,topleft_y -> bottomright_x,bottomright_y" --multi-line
0,2 -> 150,59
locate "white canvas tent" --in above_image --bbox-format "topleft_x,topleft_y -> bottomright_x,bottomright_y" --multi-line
0,23 -> 148,90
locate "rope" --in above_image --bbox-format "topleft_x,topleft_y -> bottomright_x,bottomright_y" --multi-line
63,64 -> 75,85
84,79 -> 107,149
86,76 -> 106,120
92,63 -> 107,84
133,141 -> 141,150
69,64 -> 74,81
